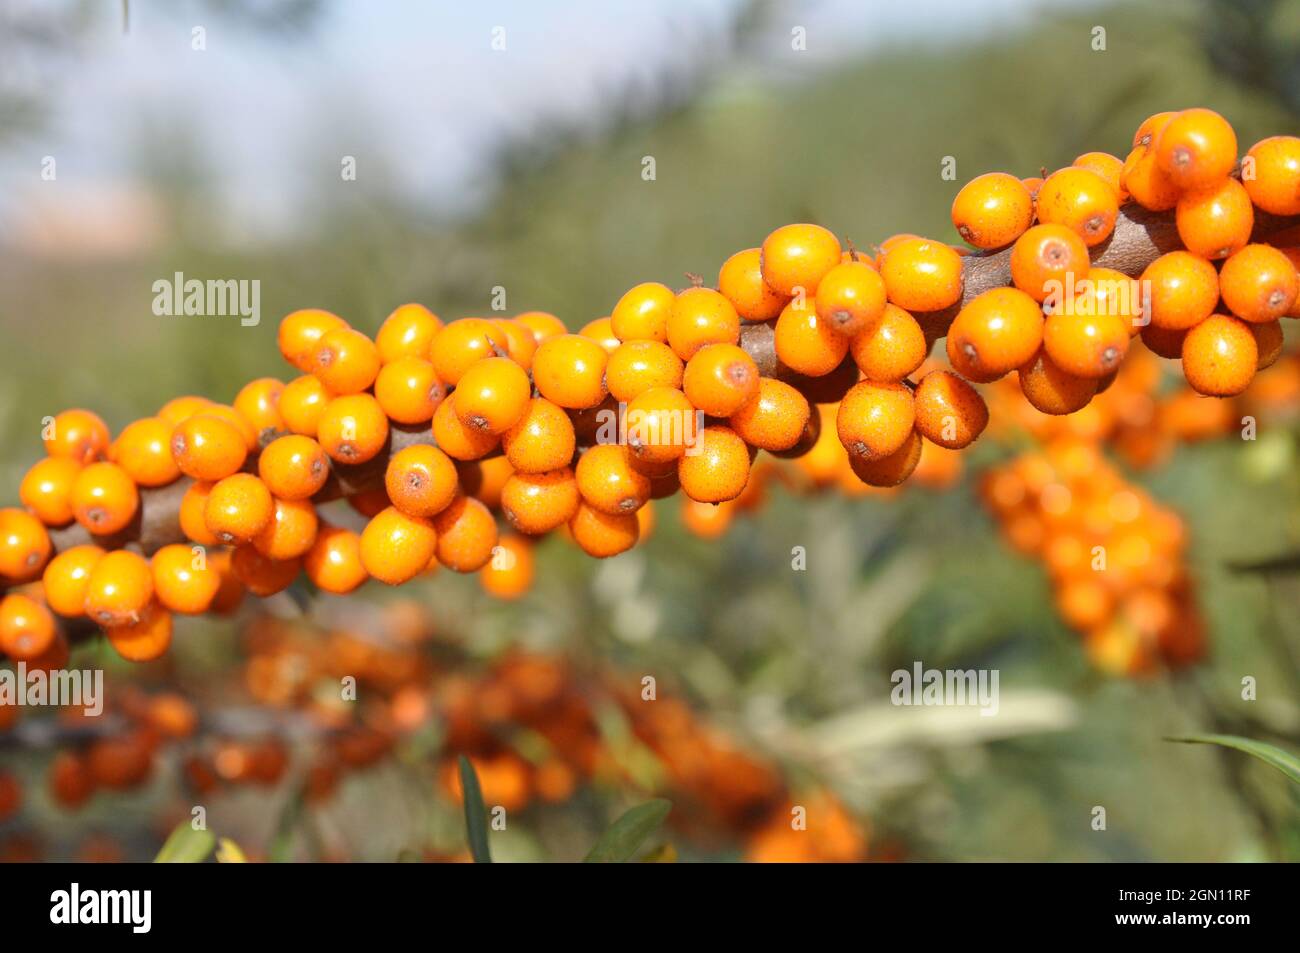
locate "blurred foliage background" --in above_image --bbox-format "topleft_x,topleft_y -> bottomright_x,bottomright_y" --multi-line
1,0 -> 1299,861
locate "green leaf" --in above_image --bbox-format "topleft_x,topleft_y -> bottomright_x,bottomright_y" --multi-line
459,756 -> 493,864
154,822 -> 215,863
583,799 -> 672,863
1166,734 -> 1300,785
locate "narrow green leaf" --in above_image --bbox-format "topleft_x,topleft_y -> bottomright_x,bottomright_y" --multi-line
583,799 -> 672,863
459,755 -> 493,864
154,822 -> 215,863
1166,733 -> 1300,785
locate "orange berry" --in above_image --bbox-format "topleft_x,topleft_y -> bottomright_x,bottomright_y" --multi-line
453,356 -> 532,434
157,395 -> 214,428
1175,178 -> 1253,260
69,463 -> 139,537
151,543 -> 221,614
1072,151 -> 1126,199
849,428 -> 922,488
1182,313 -> 1257,396
1043,308 -> 1129,379
774,296 -> 849,376
608,282 -> 674,344
1133,111 -> 1177,149
682,343 -> 760,416
604,340 -> 683,403
432,496 -> 498,572
814,259 -> 888,336
0,593 -> 56,660
385,444 -> 459,518
568,501 -> 639,558
1218,243 -> 1299,323
719,247 -> 790,321
310,327 -> 380,395
677,425 -> 751,503
1139,324 -> 1188,360
83,550 -> 153,627
1140,251 -> 1219,330
1154,107 -> 1238,190
208,549 -> 244,614
492,319 -> 538,369
946,287 -> 1044,380
879,238 -> 964,312
579,316 -> 620,354
204,473 -> 274,545
1241,136 -> 1300,215
44,409 -> 110,464
110,417 -> 182,487
317,394 -> 389,464
304,524 -> 368,594
760,224 -> 842,296
170,414 -> 248,481
41,544 -> 105,617
1280,248 -> 1300,319
514,311 -> 568,344
179,481 -> 220,546
680,498 -> 736,539
278,308 -> 347,372
728,378 -> 810,452
501,468 -> 580,535
912,370 -> 988,448
1251,320 -> 1284,370
625,386 -> 701,465
498,397 -> 575,474
1035,167 -> 1119,246
104,600 -> 172,661
575,444 -> 651,515
836,381 -> 915,459
258,434 -> 329,501
429,318 -> 509,386
278,374 -> 331,436
1009,224 -> 1090,303
253,498 -> 320,561
230,545 -> 301,597
1121,144 -> 1181,212
666,287 -> 741,361
532,333 -> 609,409
848,303 -> 926,382
1075,267 -> 1144,333
19,457 -> 81,526
432,396 -> 500,461
232,378 -> 285,440
376,303 -> 442,364
479,534 -> 534,600
951,172 -> 1035,250
1017,349 -> 1098,415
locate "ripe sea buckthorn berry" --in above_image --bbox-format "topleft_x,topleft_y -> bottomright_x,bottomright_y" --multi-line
1009,224 -> 1090,303
837,381 -> 915,459
1133,111 -> 1177,149
913,370 -> 988,448
317,394 -> 389,464
1017,349 -> 1098,415
879,238 -> 964,312
70,463 -> 139,536
178,481 -> 219,546
233,378 -> 285,441
459,454 -> 513,509
1035,167 -> 1119,246
682,343 -> 759,416
1251,320 -> 1284,370
951,172 -> 1035,250
84,550 -> 153,627
230,545 -> 302,597
1218,244 -> 1299,323
278,374 -> 331,436
605,341 -> 684,403
278,308 -> 347,371
848,303 -> 926,382
41,545 -> 104,617
151,543 -> 221,614
45,409 -> 110,464
1242,136 -> 1300,215
432,397 -> 500,460
0,593 -> 56,660
19,457 -> 81,525
677,425 -> 751,503
1121,145 -> 1180,211
501,397 -> 576,473
1043,308 -> 1129,379
667,286 -> 741,361
775,296 -> 848,376
680,498 -> 736,539
719,248 -> 790,321
432,496 -> 497,572
515,311 -> 568,344
625,386 -> 700,465
258,434 -> 329,501
429,318 -> 509,386
106,601 -> 173,662
502,467 -> 580,534
728,378 -> 810,452
946,286 -> 1044,380
492,319 -> 538,369
611,282 -> 676,343
480,534 -> 534,600
385,444 -> 459,518
580,316 -> 620,354
111,417 -> 181,487
204,473 -> 274,545
569,501 -> 639,558
1280,248 -> 1300,318
849,428 -> 923,488
311,327 -> 380,395
453,356 -> 532,434
815,259 -> 887,336
207,549 -> 244,614
157,395 -> 213,428
376,303 -> 442,364
1072,152 -> 1126,199
254,498 -> 320,561
1139,324 -> 1188,360
1075,267 -> 1144,334
1182,313 -> 1258,396
304,524 -> 368,594
1175,178 -> 1253,260
760,224 -> 842,296
575,444 -> 652,515
374,356 -> 446,425
532,333 -> 609,409
1155,108 -> 1238,190
170,414 -> 248,481
1140,251 -> 1219,330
